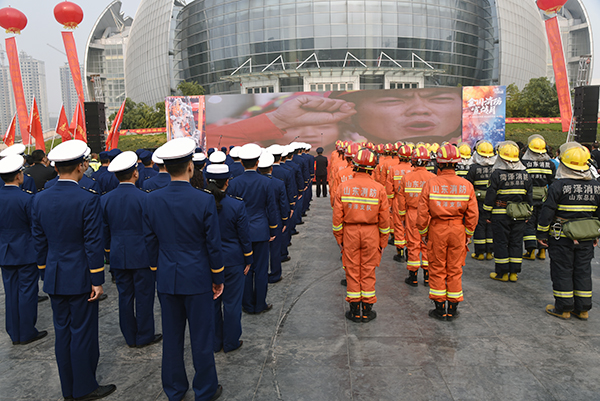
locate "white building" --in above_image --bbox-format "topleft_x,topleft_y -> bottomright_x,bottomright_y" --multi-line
0,54 -> 16,138
59,63 -> 86,120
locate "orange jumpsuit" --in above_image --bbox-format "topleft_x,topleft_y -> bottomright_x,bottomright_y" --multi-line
333,172 -> 390,304
330,165 -> 355,207
374,155 -> 391,185
416,169 -> 478,303
329,159 -> 350,204
395,166 -> 435,272
388,160 -> 412,248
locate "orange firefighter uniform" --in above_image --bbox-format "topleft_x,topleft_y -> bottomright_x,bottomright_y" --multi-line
416,169 -> 478,304
330,164 -> 355,207
333,172 -> 390,305
395,167 -> 436,274
388,160 -> 412,249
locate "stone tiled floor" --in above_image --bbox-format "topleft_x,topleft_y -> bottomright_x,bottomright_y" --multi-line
1,194 -> 599,400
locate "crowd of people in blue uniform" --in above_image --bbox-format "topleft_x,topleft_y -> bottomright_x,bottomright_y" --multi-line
0,138 -> 316,401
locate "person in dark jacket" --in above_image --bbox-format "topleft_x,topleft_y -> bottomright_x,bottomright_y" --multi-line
23,149 -> 56,191
315,147 -> 328,197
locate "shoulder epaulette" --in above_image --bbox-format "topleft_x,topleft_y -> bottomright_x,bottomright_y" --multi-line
228,194 -> 243,201
87,187 -> 98,194
25,173 -> 32,178
90,177 -> 96,181
201,188 -> 212,194
22,188 -> 33,194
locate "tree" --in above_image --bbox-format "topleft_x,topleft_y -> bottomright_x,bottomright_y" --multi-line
177,80 -> 205,96
519,77 -> 560,117
505,83 -> 522,118
108,98 -> 166,129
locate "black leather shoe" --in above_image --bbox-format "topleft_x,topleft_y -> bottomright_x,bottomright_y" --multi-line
225,341 -> 243,353
209,385 -> 223,401
297,221 -> 304,225
268,277 -> 282,284
282,256 -> 291,263
98,294 -> 108,301
21,330 -> 48,345
74,384 -> 116,401
259,304 -> 273,314
38,295 -> 49,303
136,334 -> 162,348
340,279 -> 347,286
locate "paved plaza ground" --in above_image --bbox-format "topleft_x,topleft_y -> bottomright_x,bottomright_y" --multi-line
1,194 -> 600,400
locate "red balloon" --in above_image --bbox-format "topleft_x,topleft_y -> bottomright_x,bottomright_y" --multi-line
537,0 -> 568,13
54,1 -> 83,29
0,7 -> 27,34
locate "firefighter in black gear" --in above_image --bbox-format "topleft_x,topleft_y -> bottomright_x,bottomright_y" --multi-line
466,140 -> 496,260
522,134 -> 556,260
537,143 -> 600,320
483,141 -> 533,283
455,143 -> 472,178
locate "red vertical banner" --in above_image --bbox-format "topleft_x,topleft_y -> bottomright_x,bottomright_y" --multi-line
545,16 -> 572,132
61,31 -> 85,106
29,97 -> 46,152
5,37 -> 31,145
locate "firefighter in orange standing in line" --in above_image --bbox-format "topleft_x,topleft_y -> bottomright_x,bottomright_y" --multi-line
330,143 -> 360,206
333,148 -> 390,323
328,142 -> 352,204
395,145 -> 436,286
416,144 -> 479,321
389,144 -> 413,262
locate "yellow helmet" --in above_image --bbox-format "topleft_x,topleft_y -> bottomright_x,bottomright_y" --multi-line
561,145 -> 590,172
528,135 -> 547,154
476,141 -> 494,157
498,142 -> 520,162
458,144 -> 471,159
429,143 -> 440,153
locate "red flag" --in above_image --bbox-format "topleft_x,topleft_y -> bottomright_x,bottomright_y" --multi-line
107,99 -> 126,150
3,114 -> 16,147
29,97 -> 46,152
56,105 -> 72,143
72,101 -> 87,142
546,16 -> 572,132
5,38 -> 30,145
61,32 -> 85,106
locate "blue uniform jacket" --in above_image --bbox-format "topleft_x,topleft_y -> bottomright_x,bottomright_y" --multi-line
91,165 -> 107,180
101,183 -> 151,270
226,170 -> 279,242
293,154 -> 310,185
0,186 -> 36,266
43,175 -> 100,194
144,181 -> 224,295
0,174 -> 37,194
305,153 -> 315,180
284,160 -> 304,196
217,195 -> 253,267
229,162 -> 245,178
136,167 -> 159,188
272,164 -> 296,208
98,170 -> 119,194
266,174 -> 291,229
143,172 -> 171,191
32,180 -> 105,295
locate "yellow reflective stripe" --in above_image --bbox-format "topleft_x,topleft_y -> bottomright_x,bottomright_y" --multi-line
422,260 -> 428,266
556,204 -> 598,212
398,210 -> 406,216
150,267 -> 157,271
38,265 -> 46,270
387,194 -> 394,199
269,225 -> 278,229
465,228 -> 474,236
447,291 -> 463,299
429,194 -> 470,201
379,227 -> 390,234
526,168 -> 552,174
419,226 -> 429,235
347,291 -> 361,298
495,258 -> 509,264
407,261 -> 422,266
486,238 -> 494,243
394,240 -> 407,246
361,290 -> 376,298
211,266 -> 225,274
90,267 -> 104,273
429,288 -> 447,296
574,290 -> 592,297
473,239 -> 486,244
483,204 -> 493,211
456,170 -> 468,176
405,188 -> 422,193
497,188 -> 527,195
474,180 -> 489,186
341,196 -> 379,205
394,176 -> 404,180
553,290 -> 573,298
333,224 -> 343,231
537,224 -> 550,232
523,236 -> 537,241
492,208 -> 507,214
509,258 -> 522,263
244,251 -> 253,257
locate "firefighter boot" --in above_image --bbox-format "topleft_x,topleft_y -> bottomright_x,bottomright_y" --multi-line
405,270 -> 418,287
523,249 -> 536,260
509,273 -> 518,282
571,310 -> 589,321
340,279 -> 347,286
361,302 -> 377,322
345,302 -> 362,323
490,272 -> 509,282
486,252 -> 494,260
423,270 -> 429,286
388,234 -> 394,245
471,253 -> 484,261
393,248 -> 405,263
537,248 -> 546,260
446,302 -> 460,321
545,304 -> 570,320
428,301 -> 446,321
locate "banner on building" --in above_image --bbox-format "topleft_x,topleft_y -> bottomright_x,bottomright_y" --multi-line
165,96 -> 205,150
5,37 -> 30,145
461,86 -> 506,147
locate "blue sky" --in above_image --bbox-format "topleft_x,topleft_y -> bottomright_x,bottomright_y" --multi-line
1,0 -> 599,119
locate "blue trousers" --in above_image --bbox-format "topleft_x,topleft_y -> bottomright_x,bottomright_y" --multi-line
113,268 -> 156,347
214,264 -> 244,352
1,263 -> 39,343
158,292 -> 218,401
50,293 -> 99,399
269,226 -> 283,283
243,241 -> 269,313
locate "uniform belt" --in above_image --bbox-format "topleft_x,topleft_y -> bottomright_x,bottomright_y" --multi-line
495,200 -> 507,208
